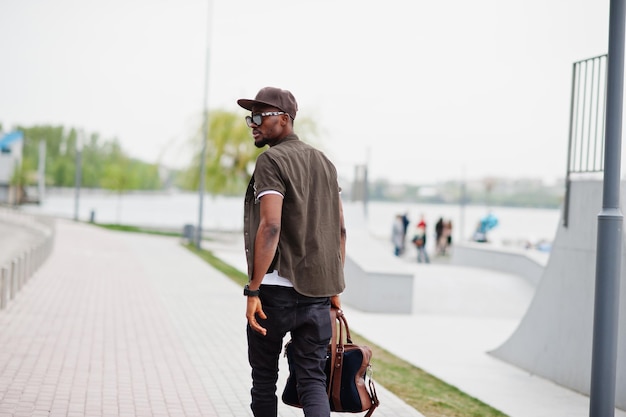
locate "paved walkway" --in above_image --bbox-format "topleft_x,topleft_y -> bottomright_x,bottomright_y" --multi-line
208,230 -> 626,417
0,220 -> 421,417
0,221 -> 43,268
2,219 -> 626,417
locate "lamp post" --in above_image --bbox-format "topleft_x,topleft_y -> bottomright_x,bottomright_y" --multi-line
74,129 -> 83,222
37,140 -> 46,203
589,0 -> 625,415
196,0 -> 214,249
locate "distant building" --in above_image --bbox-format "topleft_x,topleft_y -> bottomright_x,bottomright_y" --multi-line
0,131 -> 24,204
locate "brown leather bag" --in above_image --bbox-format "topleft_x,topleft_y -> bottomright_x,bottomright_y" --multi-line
282,308 -> 380,416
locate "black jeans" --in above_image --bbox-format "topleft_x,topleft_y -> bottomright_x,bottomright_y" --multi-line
247,285 -> 332,417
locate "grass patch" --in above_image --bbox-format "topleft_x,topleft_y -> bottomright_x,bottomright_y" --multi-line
349,331 -> 506,417
95,223 -> 182,238
183,243 -> 508,417
184,243 -> 248,287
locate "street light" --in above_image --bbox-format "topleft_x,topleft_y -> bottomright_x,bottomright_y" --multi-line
74,129 -> 84,222
589,0 -> 624,415
196,0 -> 214,249
37,140 -> 46,204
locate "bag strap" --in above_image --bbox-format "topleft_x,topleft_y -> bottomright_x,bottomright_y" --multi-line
364,377 -> 380,417
330,309 -> 345,408
339,309 -> 352,343
330,309 -> 380,417
327,307 -> 339,398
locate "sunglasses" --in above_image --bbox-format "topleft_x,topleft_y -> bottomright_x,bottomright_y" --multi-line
245,111 -> 286,127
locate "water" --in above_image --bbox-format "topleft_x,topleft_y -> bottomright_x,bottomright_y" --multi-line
20,189 -> 561,248
21,189 -> 243,231
344,200 -> 561,248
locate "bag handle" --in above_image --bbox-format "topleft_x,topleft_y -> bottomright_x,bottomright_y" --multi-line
327,308 -> 340,398
329,308 -> 380,417
329,308 -> 344,407
367,378 -> 380,417
338,308 -> 352,343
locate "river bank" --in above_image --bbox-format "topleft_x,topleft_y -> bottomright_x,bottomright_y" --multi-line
19,189 -> 561,251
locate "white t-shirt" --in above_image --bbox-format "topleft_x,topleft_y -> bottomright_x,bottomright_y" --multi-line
257,190 -> 293,287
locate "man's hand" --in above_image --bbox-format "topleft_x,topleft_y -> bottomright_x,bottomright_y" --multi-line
330,294 -> 342,310
246,296 -> 267,336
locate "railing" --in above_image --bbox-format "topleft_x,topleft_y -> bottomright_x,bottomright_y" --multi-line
0,208 -> 55,310
564,54 -> 608,226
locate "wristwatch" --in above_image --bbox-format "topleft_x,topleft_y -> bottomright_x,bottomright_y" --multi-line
243,284 -> 260,297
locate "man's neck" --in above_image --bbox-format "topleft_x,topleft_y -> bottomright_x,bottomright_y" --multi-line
268,132 -> 295,147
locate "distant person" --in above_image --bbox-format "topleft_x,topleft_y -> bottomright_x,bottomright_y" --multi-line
412,214 -> 430,263
473,211 -> 498,242
237,86 -> 345,417
438,219 -> 452,255
392,214 -> 405,256
445,219 -> 453,246
435,217 -> 444,254
401,211 -> 410,254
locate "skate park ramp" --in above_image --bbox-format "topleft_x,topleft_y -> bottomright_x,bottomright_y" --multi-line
491,176 -> 626,409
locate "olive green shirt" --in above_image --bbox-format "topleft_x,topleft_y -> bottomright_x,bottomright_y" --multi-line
243,134 -> 345,297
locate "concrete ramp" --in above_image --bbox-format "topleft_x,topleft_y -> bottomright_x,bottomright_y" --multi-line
491,177 -> 626,409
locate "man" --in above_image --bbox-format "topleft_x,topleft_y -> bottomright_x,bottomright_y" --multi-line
401,212 -> 410,254
415,214 -> 430,263
237,86 -> 346,417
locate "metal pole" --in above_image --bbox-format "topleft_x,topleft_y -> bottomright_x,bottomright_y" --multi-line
459,166 -> 466,242
196,0 -> 214,249
73,130 -> 83,222
363,148 -> 370,220
564,61 -> 578,227
38,140 -> 46,203
589,0 -> 624,415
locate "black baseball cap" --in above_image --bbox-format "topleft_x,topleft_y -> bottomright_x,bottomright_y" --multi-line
237,87 -> 298,120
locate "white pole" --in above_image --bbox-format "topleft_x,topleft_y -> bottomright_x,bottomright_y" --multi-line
74,129 -> 84,222
196,0 -> 214,249
37,140 -> 46,203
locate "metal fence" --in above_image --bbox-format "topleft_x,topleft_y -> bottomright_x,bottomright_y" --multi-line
563,54 -> 608,226
0,208 -> 55,310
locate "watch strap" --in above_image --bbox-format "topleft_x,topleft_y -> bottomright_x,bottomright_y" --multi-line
244,284 -> 260,297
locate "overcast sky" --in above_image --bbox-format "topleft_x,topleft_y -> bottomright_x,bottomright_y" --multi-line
0,0 -> 612,184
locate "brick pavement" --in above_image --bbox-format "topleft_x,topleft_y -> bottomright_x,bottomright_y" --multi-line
0,219 -> 422,417
0,221 -> 42,268
0,220 -> 223,417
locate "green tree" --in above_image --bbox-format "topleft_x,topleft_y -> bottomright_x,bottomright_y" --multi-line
101,141 -> 134,191
101,140 -> 137,222
180,110 -> 321,195
179,110 -> 261,194
13,124 -> 162,191
132,162 -> 161,189
81,131 -> 107,188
